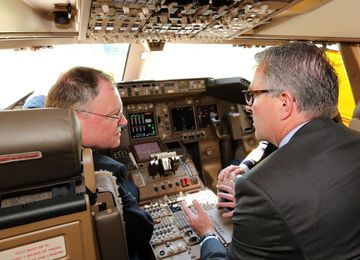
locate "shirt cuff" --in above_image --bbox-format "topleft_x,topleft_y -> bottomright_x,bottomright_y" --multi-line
200,234 -> 219,246
238,163 -> 250,172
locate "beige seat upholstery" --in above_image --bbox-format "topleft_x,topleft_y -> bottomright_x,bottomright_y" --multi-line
349,102 -> 360,132
0,108 -> 98,260
92,170 -> 129,260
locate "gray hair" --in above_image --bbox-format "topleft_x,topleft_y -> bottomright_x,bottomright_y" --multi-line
255,42 -> 339,119
46,66 -> 115,110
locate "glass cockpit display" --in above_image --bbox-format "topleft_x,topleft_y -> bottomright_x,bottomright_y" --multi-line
128,111 -> 156,139
133,141 -> 162,162
171,106 -> 196,132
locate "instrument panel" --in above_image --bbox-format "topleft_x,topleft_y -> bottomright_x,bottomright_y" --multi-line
115,78 -> 239,203
117,78 -> 207,98
112,77 -> 252,259
124,101 -> 222,143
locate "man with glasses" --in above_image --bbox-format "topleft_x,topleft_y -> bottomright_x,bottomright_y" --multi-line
182,42 -> 360,259
46,66 -> 153,260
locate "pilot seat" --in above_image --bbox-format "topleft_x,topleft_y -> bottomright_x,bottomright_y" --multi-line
0,108 -> 128,260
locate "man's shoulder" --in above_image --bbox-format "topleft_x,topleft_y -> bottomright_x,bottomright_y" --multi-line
93,152 -> 126,172
93,152 -> 116,164
92,152 -> 129,185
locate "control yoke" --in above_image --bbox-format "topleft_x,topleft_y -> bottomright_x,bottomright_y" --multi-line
209,112 -> 230,140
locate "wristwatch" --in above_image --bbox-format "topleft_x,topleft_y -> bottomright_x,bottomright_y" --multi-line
201,231 -> 217,241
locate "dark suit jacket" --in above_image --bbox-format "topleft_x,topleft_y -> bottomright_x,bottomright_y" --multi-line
93,152 -> 139,201
202,119 -> 360,260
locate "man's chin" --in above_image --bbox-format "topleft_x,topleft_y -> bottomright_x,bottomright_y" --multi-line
111,140 -> 121,149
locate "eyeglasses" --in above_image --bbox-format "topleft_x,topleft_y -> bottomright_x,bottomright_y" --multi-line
242,89 -> 276,106
75,109 -> 125,121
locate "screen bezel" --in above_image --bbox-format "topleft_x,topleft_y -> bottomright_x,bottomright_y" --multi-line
170,106 -> 197,133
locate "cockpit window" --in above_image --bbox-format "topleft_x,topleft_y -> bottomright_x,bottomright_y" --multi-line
139,43 -> 265,81
0,43 -> 129,109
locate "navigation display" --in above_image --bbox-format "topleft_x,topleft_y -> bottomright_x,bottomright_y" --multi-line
128,111 -> 156,139
171,106 -> 196,132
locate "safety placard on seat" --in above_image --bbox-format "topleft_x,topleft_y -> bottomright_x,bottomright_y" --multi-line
0,235 -> 66,260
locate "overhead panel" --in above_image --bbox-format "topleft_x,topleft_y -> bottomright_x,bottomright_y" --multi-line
87,0 -> 300,44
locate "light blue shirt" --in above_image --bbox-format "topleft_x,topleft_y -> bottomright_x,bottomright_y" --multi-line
279,121 -> 309,148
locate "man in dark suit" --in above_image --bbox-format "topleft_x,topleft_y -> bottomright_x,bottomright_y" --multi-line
216,141 -> 277,217
182,42 -> 360,259
46,66 -> 153,260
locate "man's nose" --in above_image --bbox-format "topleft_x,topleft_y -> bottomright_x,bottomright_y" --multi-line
119,115 -> 128,126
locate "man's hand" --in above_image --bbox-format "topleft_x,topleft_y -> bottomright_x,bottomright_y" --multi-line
217,165 -> 244,186
181,199 -> 215,238
217,184 -> 236,218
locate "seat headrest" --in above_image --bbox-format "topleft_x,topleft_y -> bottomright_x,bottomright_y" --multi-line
0,108 -> 82,194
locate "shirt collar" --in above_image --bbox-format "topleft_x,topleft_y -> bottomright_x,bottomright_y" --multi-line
279,121 -> 310,148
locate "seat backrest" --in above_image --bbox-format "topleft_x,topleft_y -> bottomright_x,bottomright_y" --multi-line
0,108 -> 82,194
0,108 -> 98,260
349,101 -> 360,132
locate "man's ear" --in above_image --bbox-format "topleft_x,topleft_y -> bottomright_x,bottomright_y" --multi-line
73,110 -> 83,118
73,111 -> 88,124
279,91 -> 295,120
